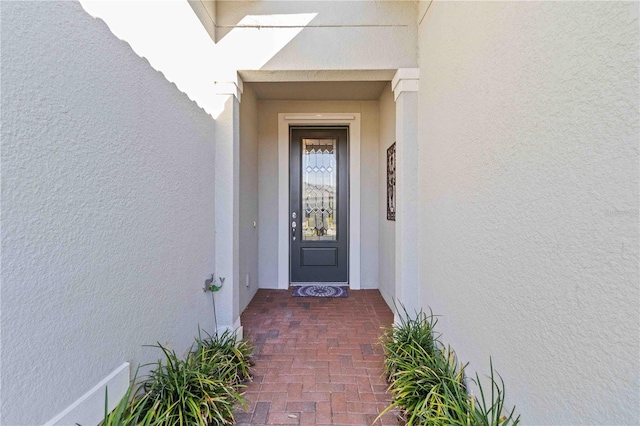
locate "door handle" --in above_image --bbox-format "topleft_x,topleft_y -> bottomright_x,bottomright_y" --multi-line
291,212 -> 297,241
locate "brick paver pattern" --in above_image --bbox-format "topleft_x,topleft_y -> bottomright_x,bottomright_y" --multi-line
234,289 -> 399,425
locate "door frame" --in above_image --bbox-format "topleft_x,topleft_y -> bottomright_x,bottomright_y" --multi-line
278,113 -> 361,290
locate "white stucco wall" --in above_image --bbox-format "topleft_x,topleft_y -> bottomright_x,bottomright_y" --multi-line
239,84 -> 260,312
378,83 -> 396,307
257,100 -> 379,289
1,2 -> 218,424
417,1 -> 639,424
189,0 -> 217,43
216,0 -> 417,71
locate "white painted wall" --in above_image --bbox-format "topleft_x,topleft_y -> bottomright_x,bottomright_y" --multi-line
417,1 -> 639,423
239,84 -> 260,312
1,2 -> 218,424
258,101 -> 379,289
216,0 -> 417,71
189,0 -> 217,43
378,83 -> 396,307
213,95 -> 241,330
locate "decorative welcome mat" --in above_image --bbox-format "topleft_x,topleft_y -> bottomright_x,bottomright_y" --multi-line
291,285 -> 348,298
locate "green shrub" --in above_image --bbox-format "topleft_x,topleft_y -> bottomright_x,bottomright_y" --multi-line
195,328 -> 253,386
378,307 -> 520,426
469,359 -> 520,426
103,330 -> 253,426
382,307 -> 439,379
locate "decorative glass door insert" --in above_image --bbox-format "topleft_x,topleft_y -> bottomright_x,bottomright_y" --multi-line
302,138 -> 337,241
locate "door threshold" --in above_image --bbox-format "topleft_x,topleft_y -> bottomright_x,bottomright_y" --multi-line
290,282 -> 349,287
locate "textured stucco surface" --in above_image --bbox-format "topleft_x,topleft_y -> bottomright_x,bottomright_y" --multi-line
239,84 -> 259,313
1,2 -> 218,424
378,83 -> 396,307
213,95 -> 241,328
257,100 -> 379,289
216,0 -> 417,71
417,1 -> 639,423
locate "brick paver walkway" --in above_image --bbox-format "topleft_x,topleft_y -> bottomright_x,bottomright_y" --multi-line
234,289 -> 399,425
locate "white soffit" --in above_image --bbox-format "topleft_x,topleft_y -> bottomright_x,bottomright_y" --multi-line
250,81 -> 388,101
239,69 -> 396,82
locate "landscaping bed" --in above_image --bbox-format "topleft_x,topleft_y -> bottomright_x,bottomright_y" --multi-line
378,308 -> 520,426
102,329 -> 253,426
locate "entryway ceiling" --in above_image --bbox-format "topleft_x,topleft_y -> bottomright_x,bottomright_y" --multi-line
249,81 -> 388,101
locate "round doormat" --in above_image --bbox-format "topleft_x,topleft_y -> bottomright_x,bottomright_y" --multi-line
291,285 -> 348,298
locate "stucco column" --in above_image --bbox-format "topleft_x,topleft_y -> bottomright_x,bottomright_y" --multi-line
393,68 -> 420,318
213,76 -> 243,336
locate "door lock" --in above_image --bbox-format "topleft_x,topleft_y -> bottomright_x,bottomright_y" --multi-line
292,221 -> 297,241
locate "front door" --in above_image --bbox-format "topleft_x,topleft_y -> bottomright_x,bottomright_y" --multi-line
290,127 -> 349,283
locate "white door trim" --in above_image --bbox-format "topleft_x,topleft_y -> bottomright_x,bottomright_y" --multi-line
278,113 -> 361,290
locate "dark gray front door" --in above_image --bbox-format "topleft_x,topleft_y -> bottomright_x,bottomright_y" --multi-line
290,127 -> 349,283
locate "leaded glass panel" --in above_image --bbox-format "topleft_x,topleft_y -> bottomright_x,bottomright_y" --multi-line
302,138 -> 337,241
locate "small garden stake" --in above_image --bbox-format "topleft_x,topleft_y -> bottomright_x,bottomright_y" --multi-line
204,275 -> 224,333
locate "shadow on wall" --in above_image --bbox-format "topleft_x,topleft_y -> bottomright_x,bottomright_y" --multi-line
79,0 -> 316,118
